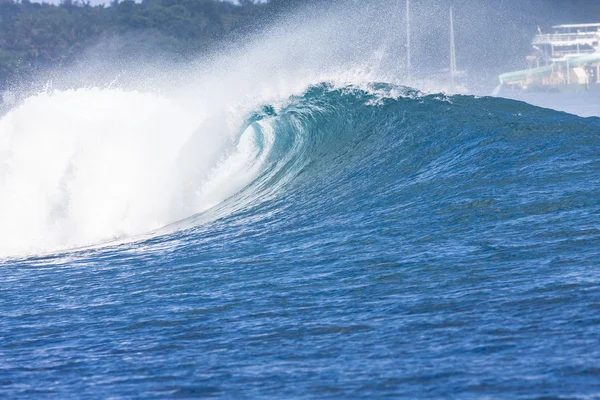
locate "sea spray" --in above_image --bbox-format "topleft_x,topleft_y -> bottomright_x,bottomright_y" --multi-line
0,2 -> 399,258
0,88 -> 273,257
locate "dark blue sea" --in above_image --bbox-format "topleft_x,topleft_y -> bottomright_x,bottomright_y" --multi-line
1,83 -> 600,398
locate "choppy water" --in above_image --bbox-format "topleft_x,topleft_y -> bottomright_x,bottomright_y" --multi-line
1,83 -> 600,398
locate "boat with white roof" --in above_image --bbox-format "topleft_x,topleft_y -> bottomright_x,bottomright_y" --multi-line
495,23 -> 600,116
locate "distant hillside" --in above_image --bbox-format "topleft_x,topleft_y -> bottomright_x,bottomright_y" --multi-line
0,0 -> 289,90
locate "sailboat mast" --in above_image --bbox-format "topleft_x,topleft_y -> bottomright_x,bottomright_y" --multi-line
449,7 -> 457,84
406,0 -> 411,78
449,7 -> 456,73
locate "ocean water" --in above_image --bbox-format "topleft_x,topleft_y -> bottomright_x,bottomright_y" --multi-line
1,81 -> 599,398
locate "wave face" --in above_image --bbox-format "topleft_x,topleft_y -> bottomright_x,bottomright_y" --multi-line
1,83 -> 600,398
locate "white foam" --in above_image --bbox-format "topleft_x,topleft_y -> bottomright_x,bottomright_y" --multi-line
0,88 -> 270,258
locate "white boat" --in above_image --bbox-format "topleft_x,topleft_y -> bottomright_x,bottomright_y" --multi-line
495,23 -> 600,117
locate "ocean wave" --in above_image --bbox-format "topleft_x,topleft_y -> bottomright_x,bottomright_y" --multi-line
0,82 -> 598,259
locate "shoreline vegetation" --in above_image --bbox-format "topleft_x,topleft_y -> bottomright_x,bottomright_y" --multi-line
0,0 -> 298,93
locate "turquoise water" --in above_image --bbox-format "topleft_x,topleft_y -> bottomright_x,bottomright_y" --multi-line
2,83 -> 600,398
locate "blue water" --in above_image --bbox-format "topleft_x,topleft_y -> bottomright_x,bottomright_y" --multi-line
2,83 -> 600,398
